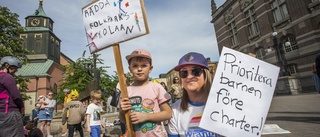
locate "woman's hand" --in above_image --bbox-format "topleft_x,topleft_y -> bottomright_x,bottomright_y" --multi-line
130,112 -> 148,124
120,98 -> 131,111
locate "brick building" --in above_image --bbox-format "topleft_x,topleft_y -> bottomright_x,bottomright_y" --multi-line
15,0 -> 73,114
211,0 -> 320,93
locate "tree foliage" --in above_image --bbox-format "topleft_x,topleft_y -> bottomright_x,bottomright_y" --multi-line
55,51 -> 118,105
0,6 -> 32,100
0,6 -> 30,57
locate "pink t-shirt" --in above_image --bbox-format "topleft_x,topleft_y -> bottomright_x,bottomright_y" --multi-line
123,82 -> 171,137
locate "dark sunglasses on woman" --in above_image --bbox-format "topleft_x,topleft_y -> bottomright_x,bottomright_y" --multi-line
179,67 -> 204,78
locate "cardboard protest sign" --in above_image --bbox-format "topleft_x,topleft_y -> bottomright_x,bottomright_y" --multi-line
199,47 -> 280,137
82,0 -> 149,53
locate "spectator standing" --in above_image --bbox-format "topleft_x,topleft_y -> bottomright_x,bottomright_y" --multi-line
312,63 -> 320,93
86,90 -> 105,137
160,82 -> 172,107
38,91 -> 56,137
61,88 -> 72,136
169,76 -> 181,103
0,56 -> 25,137
315,53 -> 320,78
62,90 -> 85,137
31,104 -> 39,127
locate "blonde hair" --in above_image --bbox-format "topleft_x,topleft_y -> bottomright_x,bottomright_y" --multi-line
180,68 -> 212,111
90,90 -> 102,100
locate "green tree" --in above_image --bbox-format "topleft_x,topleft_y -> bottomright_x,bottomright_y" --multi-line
0,6 -> 32,100
55,51 -> 118,105
125,72 -> 135,84
0,6 -> 30,57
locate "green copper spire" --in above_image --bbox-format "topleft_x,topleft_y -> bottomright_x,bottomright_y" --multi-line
32,0 -> 48,17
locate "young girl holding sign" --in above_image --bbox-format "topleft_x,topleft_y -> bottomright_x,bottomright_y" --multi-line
167,52 -> 222,137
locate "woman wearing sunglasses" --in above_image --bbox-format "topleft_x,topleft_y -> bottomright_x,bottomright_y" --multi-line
38,91 -> 56,137
167,52 -> 222,137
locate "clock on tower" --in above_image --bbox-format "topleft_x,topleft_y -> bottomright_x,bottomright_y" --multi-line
31,18 -> 40,26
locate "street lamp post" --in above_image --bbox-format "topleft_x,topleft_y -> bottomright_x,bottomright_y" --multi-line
272,32 -> 290,77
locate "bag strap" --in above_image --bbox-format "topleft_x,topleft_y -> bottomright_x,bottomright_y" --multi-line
0,90 -> 9,114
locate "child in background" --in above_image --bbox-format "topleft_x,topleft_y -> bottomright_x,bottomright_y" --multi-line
119,49 -> 172,137
86,90 -> 105,137
62,90 -> 85,137
31,104 -> 39,127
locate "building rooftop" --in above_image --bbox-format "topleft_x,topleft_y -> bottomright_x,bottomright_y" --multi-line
15,59 -> 53,77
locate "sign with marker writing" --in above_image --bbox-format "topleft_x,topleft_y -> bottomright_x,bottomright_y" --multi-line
82,0 -> 149,53
199,47 -> 280,137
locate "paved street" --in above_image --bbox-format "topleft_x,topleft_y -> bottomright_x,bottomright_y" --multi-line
51,93 -> 320,137
264,92 -> 320,137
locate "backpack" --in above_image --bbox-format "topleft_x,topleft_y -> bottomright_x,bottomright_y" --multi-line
0,90 -> 9,114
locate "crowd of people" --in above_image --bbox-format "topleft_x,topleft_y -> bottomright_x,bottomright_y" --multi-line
3,50 -> 320,137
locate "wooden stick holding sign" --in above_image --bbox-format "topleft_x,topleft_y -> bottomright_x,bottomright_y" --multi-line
113,44 -> 135,137
82,0 -> 149,136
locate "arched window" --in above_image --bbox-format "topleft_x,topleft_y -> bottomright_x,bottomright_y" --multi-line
53,83 -> 57,94
50,42 -> 54,57
34,40 -> 42,53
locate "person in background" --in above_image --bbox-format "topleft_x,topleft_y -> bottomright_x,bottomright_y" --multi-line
28,128 -> 43,137
0,56 -> 25,137
61,88 -> 72,136
31,104 -> 39,127
315,53 -> 320,94
119,49 -> 172,137
315,53 -> 320,78
160,81 -> 172,128
62,89 -> 85,137
82,101 -> 88,129
102,97 -> 108,112
169,76 -> 181,103
86,90 -> 105,137
167,52 -> 222,137
160,82 -> 172,107
38,91 -> 56,137
312,63 -> 320,93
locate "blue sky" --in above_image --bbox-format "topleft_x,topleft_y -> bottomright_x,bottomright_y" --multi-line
2,0 -> 225,78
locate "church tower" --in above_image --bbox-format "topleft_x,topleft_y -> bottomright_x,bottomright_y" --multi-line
20,0 -> 61,64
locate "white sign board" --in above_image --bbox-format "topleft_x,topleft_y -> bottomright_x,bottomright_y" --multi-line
82,0 -> 149,53
199,47 -> 280,137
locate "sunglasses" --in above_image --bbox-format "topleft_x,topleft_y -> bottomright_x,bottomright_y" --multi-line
179,68 -> 204,78
48,94 -> 53,96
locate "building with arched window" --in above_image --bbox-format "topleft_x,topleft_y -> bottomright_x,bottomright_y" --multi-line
211,0 -> 320,94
